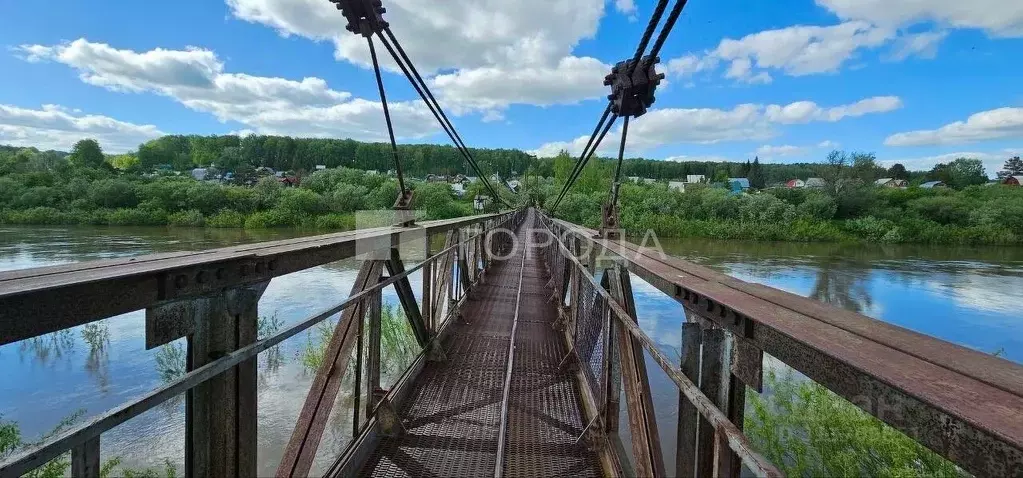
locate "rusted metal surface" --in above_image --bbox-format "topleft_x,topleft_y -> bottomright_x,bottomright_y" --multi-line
550,215 -> 1023,477
356,210 -> 602,478
541,215 -> 782,477
0,213 -> 510,346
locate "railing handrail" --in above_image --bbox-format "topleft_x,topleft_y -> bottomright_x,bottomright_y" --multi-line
538,215 -> 782,477
0,212 -> 512,346
0,214 -> 515,477
541,212 -> 1023,477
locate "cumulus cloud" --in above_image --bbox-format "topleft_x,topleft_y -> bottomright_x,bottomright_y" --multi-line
880,149 -> 1021,176
226,0 -> 605,72
530,97 -> 900,157
666,20 -> 955,84
818,140 -> 841,148
17,39 -> 438,141
224,0 -> 612,116
428,56 -> 609,113
816,0 -> 1023,37
884,107 -> 1023,147
755,144 -> 808,157
765,96 -> 902,124
0,104 -> 163,153
663,154 -> 733,162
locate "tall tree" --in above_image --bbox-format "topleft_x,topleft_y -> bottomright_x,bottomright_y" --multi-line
749,156 -> 766,189
68,139 -> 106,169
887,163 -> 909,180
997,156 -> 1023,179
947,157 -> 987,188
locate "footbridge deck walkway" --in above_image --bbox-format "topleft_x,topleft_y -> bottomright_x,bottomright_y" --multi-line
1,208 -> 1022,478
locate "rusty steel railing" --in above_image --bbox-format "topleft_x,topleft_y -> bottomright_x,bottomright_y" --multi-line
0,210 -> 525,478
537,210 -> 1023,478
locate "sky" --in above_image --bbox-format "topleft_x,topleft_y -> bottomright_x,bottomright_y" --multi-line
0,0 -> 1021,175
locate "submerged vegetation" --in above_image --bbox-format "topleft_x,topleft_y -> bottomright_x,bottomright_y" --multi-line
745,370 -> 964,477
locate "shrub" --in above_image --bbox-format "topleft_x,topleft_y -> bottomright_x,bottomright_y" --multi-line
206,210 -> 247,228
13,186 -> 58,208
330,184 -> 370,213
0,178 -> 23,206
278,188 -> 329,215
107,208 -> 168,226
168,210 -> 205,227
795,193 -> 837,220
843,216 -> 901,242
3,207 -> 76,225
244,209 -> 303,228
314,213 -> 355,230
907,196 -> 974,225
88,179 -> 138,209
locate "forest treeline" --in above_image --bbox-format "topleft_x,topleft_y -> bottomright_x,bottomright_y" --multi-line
2,137 -> 1022,245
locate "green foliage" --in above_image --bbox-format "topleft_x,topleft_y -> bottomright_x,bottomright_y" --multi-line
206,210 -> 247,228
167,210 -> 206,227
89,179 -> 139,208
244,209 -> 303,228
68,139 -> 106,169
746,370 -> 964,477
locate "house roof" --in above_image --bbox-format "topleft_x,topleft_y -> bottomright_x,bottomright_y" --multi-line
805,177 -> 826,186
728,178 -> 750,188
920,181 -> 945,188
875,178 -> 894,185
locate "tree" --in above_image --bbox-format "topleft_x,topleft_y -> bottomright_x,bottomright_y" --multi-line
947,157 -> 987,189
68,139 -> 105,169
887,163 -> 908,180
997,156 -> 1023,179
749,156 -> 766,189
927,162 -> 952,184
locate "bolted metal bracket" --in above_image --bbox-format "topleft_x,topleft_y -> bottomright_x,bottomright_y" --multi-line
426,339 -> 448,362
597,200 -> 623,240
392,188 -> 415,226
330,0 -> 388,37
603,55 -> 665,118
374,396 -> 407,437
557,348 -> 581,373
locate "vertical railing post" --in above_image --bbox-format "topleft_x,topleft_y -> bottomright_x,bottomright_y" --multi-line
71,437 -> 100,478
422,233 -> 433,335
367,285 -> 383,414
676,322 -> 702,478
352,297 -> 365,438
696,326 -> 732,478
608,265 -> 665,478
186,282 -> 265,478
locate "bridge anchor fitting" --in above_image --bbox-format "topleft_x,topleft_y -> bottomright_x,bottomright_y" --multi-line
603,55 -> 665,118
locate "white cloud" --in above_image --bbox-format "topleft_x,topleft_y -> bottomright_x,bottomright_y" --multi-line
531,97 -> 900,157
428,56 -> 609,113
670,22 -> 896,83
226,0 -> 605,73
885,107 -> 1023,146
663,154 -> 733,162
816,0 -> 1023,37
765,96 -> 902,124
756,144 -> 808,157
818,140 -> 841,148
614,0 -> 636,15
887,30 -> 948,60
880,149 -> 1020,176
18,39 -> 438,141
0,104 -> 163,153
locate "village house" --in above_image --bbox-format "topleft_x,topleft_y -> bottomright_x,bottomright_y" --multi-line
805,177 -> 827,188
874,178 -> 908,188
920,181 -> 946,189
785,179 -> 805,188
1002,176 -> 1022,186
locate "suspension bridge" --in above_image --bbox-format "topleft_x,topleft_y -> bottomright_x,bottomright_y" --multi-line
2,0 -> 1023,477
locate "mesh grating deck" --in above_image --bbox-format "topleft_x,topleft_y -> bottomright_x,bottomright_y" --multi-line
357,211 -> 602,477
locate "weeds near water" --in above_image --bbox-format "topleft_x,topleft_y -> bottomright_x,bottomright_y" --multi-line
745,369 -> 965,477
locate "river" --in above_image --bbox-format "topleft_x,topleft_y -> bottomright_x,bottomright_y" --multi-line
1,225 -> 1022,474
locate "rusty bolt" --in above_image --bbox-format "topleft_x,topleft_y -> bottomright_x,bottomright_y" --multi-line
240,264 -> 250,276
255,262 -> 265,274
174,274 -> 188,289
268,260 -> 278,271
196,270 -> 207,284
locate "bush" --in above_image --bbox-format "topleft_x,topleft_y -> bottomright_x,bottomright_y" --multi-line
314,213 -> 355,230
244,209 -> 303,228
168,210 -> 205,227
206,210 -> 247,228
0,177 -> 23,206
107,208 -> 168,226
2,207 -> 76,225
278,188 -> 329,215
844,216 -> 901,242
795,192 -> 837,220
88,179 -> 138,209
907,196 -> 974,226
331,184 -> 370,213
13,186 -> 58,208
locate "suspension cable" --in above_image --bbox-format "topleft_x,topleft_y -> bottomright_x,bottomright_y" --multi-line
550,113 -> 619,213
609,116 -> 630,207
549,103 -> 612,210
366,35 -> 406,194
649,0 -> 689,59
376,28 -> 511,207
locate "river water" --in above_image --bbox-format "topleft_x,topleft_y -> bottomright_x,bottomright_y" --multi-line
1,225 -> 1022,474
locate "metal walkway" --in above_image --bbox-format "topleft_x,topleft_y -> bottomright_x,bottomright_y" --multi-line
358,211 -> 602,477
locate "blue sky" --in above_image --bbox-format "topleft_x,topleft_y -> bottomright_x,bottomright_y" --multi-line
1,0 -> 1021,174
